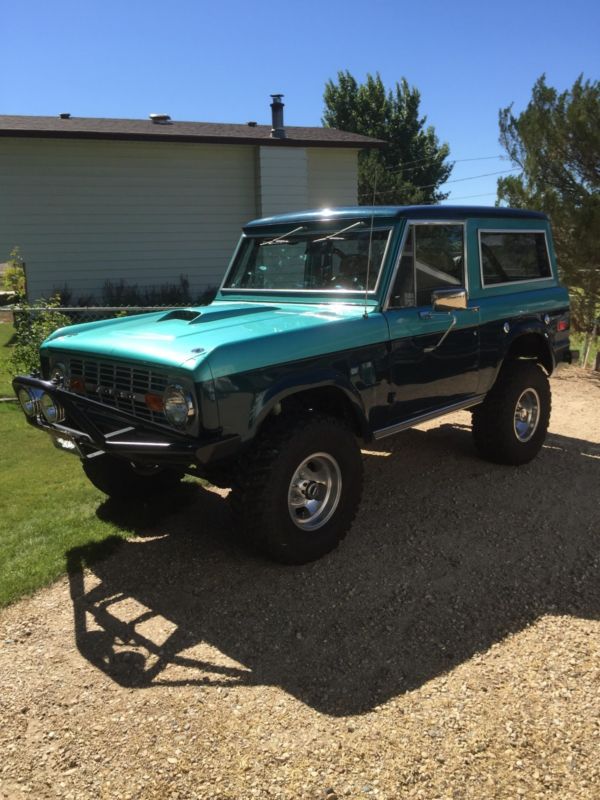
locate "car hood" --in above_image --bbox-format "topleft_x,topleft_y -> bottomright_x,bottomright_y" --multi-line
43,301 -> 387,380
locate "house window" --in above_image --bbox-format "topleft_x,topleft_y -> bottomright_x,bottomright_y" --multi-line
479,231 -> 552,286
389,224 -> 465,307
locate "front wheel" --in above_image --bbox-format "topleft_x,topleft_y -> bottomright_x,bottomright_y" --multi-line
82,455 -> 185,499
232,414 -> 363,564
472,360 -> 551,465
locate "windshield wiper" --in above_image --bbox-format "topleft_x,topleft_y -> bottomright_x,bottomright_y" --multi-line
259,225 -> 306,246
313,220 -> 366,243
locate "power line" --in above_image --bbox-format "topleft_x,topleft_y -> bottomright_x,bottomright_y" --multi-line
446,191 -> 498,201
401,153 -> 507,176
358,167 -> 520,200
443,168 -> 519,186
451,155 -> 507,164
371,151 -> 506,171
399,155 -> 507,178
364,153 -> 508,180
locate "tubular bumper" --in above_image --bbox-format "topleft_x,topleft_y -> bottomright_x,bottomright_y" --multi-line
12,375 -> 240,466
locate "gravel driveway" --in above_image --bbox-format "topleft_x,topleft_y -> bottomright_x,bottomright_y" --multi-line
1,366 -> 599,800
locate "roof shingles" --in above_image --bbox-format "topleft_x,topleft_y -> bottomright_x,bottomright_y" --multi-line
0,115 -> 385,149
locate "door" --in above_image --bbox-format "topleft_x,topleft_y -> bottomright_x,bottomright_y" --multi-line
382,222 -> 480,426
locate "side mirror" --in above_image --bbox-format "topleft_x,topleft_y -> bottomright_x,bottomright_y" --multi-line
432,287 -> 468,311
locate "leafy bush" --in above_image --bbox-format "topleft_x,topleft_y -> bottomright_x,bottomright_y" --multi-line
52,284 -> 97,307
10,295 -> 71,376
2,247 -> 27,299
197,285 -> 218,305
102,275 -> 193,306
51,277 -> 217,308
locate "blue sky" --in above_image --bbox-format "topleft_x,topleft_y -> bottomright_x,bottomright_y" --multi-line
2,0 -> 599,204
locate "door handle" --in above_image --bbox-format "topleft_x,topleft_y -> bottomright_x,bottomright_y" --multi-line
419,310 -> 451,321
423,314 -> 457,353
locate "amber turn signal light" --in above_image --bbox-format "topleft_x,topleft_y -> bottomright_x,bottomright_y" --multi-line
144,393 -> 164,412
70,377 -> 86,393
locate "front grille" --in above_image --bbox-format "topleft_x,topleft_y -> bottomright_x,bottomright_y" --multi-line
67,357 -> 170,427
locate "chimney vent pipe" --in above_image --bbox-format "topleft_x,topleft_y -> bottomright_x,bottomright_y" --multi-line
270,94 -> 285,138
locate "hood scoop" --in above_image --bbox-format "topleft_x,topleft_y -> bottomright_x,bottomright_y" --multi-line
189,305 -> 279,324
159,309 -> 203,322
157,305 -> 280,325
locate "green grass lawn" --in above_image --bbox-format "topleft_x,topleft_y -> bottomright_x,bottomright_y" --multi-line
0,402 -> 135,607
0,321 -> 16,397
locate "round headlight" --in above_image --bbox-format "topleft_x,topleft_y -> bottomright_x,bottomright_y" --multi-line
40,392 -> 65,424
163,384 -> 195,429
18,388 -> 37,418
50,363 -> 67,386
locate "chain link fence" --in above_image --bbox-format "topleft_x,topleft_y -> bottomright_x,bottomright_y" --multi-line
12,305 -> 183,326
3,299 -> 218,383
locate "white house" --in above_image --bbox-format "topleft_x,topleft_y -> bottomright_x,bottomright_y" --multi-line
0,97 -> 382,301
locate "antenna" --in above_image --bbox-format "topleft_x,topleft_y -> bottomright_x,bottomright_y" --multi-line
363,176 -> 378,319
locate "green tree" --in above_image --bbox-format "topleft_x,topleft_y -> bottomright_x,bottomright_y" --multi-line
497,75 -> 600,355
323,71 -> 452,205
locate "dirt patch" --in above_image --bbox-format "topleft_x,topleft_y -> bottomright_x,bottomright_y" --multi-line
1,366 -> 599,799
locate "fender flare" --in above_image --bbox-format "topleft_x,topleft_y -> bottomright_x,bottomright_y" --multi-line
499,319 -> 555,377
250,367 -> 369,439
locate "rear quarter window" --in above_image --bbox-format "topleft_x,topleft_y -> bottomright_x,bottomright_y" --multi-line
479,230 -> 552,286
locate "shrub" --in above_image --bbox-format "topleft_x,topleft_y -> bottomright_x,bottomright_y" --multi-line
2,247 -> 27,299
102,275 -> 193,306
50,277 -> 217,309
52,284 -> 98,307
10,294 -> 71,376
197,286 -> 218,305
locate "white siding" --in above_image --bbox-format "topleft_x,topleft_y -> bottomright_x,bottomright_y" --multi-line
257,146 -> 309,217
0,137 -> 257,300
307,148 -> 359,207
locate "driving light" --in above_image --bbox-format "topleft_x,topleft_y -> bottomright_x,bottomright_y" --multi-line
18,388 -> 38,418
163,384 -> 195,429
40,392 -> 65,424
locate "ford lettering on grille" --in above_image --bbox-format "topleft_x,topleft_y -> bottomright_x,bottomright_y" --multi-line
68,357 -> 170,427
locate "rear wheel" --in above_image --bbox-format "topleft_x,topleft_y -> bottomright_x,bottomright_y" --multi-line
472,360 -> 551,465
232,414 -> 363,564
82,455 -> 184,499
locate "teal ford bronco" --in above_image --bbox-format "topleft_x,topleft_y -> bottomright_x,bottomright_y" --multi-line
13,206 -> 570,563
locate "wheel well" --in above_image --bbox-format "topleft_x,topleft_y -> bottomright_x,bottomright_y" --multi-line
277,387 -> 366,439
505,333 -> 554,375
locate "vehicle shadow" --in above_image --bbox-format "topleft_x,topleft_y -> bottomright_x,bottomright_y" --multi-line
66,423 -> 600,716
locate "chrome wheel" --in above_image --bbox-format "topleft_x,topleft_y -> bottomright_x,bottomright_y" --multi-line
287,452 -> 342,531
513,388 -> 540,442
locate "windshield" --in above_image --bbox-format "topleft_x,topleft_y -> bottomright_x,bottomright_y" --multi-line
223,227 -> 391,293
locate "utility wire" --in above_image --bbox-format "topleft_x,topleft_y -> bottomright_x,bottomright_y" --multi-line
367,152 -> 506,171
358,168 -> 520,201
396,154 -> 507,177
442,168 -> 520,186
445,191 -> 498,201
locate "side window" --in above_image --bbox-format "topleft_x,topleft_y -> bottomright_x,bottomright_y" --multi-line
390,224 -> 464,307
414,225 -> 464,306
480,231 -> 551,286
390,227 -> 415,307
